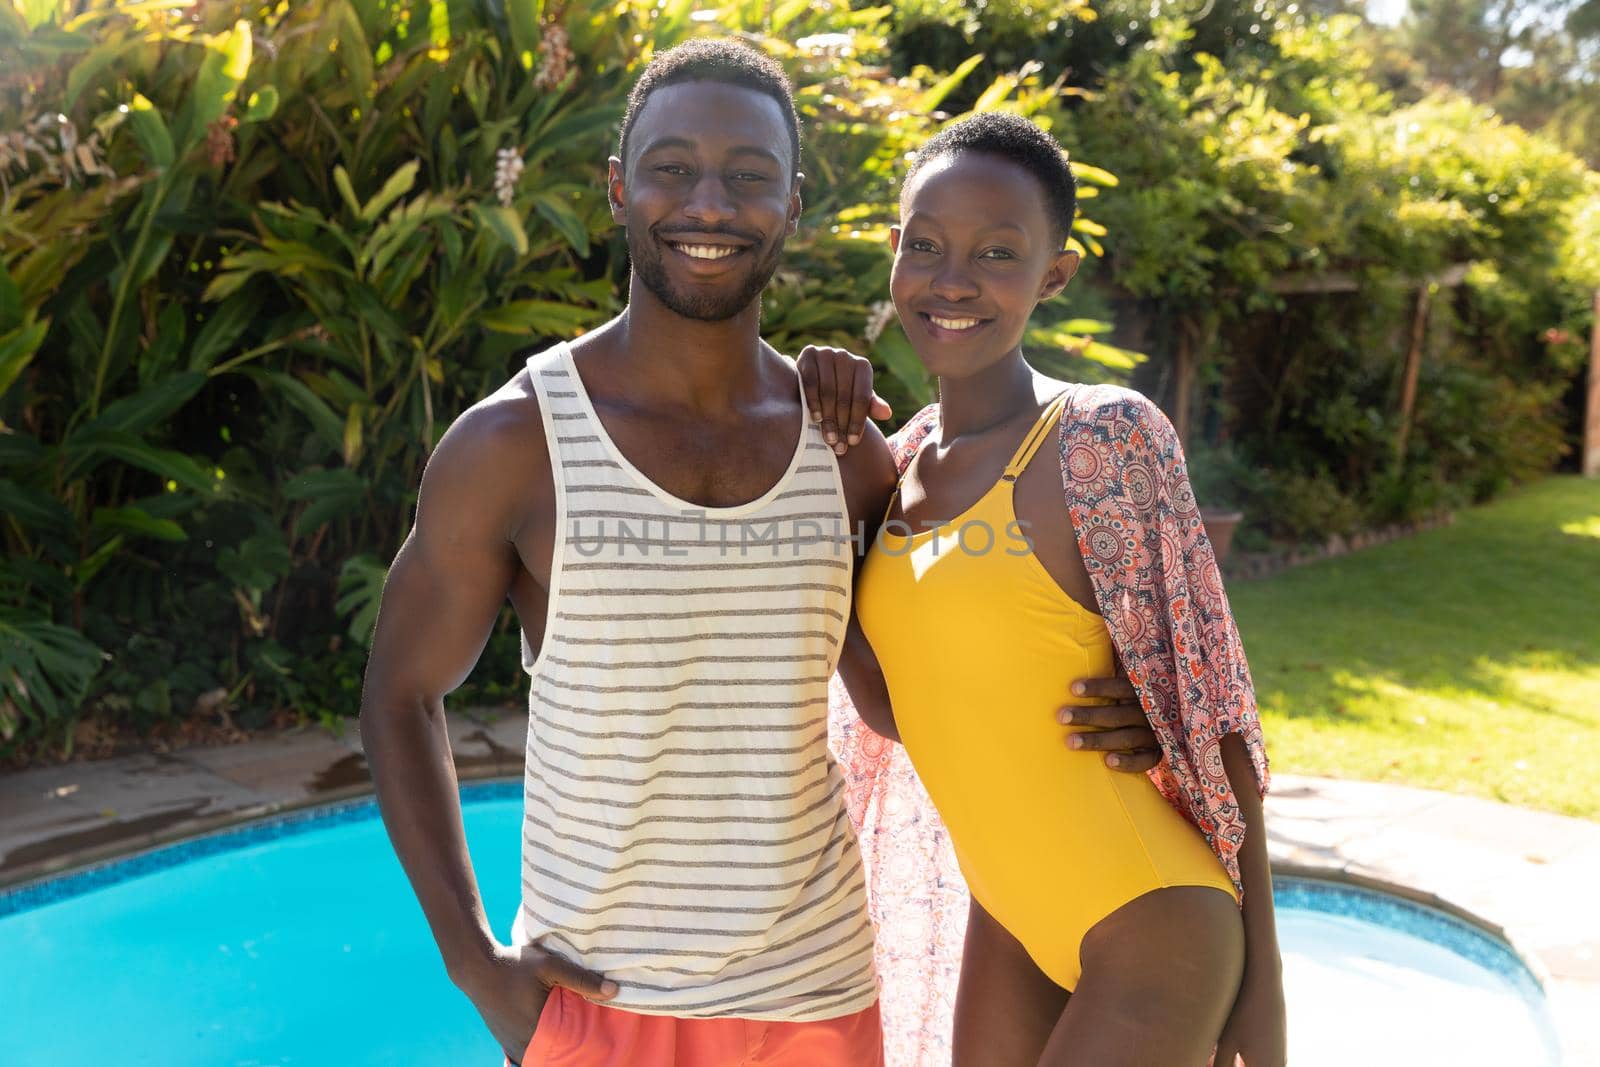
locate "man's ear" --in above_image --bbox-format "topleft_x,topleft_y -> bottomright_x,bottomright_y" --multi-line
1040,247 -> 1081,301
607,156 -> 626,224
786,172 -> 805,237
889,225 -> 902,254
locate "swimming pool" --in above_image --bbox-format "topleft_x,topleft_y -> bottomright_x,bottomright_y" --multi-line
0,783 -> 1561,1066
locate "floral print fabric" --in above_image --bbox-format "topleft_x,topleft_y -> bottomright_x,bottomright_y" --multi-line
828,385 -> 1270,1067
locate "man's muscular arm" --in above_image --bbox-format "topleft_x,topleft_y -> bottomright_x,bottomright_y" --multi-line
833,421 -> 899,741
359,388 -> 611,1062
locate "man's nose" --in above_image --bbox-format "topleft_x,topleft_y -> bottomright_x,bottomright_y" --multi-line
682,172 -> 736,225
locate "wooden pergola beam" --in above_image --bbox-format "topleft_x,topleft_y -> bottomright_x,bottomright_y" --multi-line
1263,262 -> 1472,296
1396,285 -> 1433,462
1585,289 -> 1600,478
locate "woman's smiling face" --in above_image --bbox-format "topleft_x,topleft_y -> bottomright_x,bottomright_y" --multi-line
890,151 -> 1078,379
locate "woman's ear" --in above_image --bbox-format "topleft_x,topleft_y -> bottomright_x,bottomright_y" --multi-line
786,172 -> 804,237
1039,247 -> 1081,301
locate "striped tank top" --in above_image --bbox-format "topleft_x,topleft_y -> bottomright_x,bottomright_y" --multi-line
509,342 -> 879,1021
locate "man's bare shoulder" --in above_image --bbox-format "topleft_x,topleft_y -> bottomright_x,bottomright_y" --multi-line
419,367 -> 552,526
836,420 -> 896,531
438,367 -> 545,457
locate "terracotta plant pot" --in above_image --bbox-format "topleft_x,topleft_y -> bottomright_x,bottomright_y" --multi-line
1199,508 -> 1244,564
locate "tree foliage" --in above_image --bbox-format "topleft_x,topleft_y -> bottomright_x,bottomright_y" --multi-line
0,0 -> 1129,757
0,0 -> 1595,758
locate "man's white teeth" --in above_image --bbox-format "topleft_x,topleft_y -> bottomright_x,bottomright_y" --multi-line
930,315 -> 981,330
675,244 -> 739,260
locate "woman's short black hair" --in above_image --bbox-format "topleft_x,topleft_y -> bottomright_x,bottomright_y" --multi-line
903,112 -> 1078,248
619,39 -> 802,176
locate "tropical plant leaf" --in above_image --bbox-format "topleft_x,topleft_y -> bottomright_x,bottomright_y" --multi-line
216,528 -> 290,592
0,318 -> 48,400
361,159 -> 420,223
336,553 -> 388,647
1068,161 -> 1119,187
333,165 -> 364,218
65,33 -> 145,109
872,322 -> 933,405
0,479 -> 74,536
249,370 -> 344,450
0,266 -> 21,333
188,292 -> 262,371
193,19 -> 253,131
283,467 -> 367,535
243,84 -> 279,122
916,53 -> 985,113
0,612 -> 105,734
283,466 -> 366,500
473,202 -> 530,256
83,372 -> 205,435
14,0 -> 62,31
533,192 -> 590,256
63,428 -> 218,493
0,432 -> 45,470
479,299 -> 596,336
91,505 -> 187,542
125,91 -> 173,168
336,0 -> 374,110
771,0 -> 811,33
70,533 -> 123,588
504,0 -> 544,66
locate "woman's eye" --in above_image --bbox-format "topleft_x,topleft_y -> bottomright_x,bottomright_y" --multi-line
982,248 -> 1017,260
733,171 -> 769,182
908,239 -> 938,253
655,164 -> 690,176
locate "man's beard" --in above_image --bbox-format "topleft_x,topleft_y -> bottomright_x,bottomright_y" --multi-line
629,225 -> 784,322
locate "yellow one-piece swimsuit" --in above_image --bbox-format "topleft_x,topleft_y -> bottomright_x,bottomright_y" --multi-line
855,393 -> 1237,991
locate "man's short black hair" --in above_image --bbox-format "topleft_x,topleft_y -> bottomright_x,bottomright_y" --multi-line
619,38 -> 802,177
903,112 -> 1078,248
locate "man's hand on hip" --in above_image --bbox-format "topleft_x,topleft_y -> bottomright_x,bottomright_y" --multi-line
1057,674 -> 1161,773
456,942 -> 618,1063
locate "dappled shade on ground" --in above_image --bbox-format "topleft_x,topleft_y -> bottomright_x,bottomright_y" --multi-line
1232,476 -> 1600,819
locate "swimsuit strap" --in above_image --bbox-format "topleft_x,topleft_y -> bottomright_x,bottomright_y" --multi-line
1002,389 -> 1074,481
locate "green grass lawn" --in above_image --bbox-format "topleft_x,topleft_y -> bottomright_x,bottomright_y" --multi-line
1229,475 -> 1600,820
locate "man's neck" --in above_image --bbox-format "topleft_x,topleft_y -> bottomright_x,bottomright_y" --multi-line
582,277 -> 773,415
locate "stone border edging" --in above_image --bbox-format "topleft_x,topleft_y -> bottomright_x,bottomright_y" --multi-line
1223,511 -> 1455,582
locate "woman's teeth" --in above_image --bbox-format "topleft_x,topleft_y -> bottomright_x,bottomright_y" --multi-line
673,243 -> 739,260
929,315 -> 982,331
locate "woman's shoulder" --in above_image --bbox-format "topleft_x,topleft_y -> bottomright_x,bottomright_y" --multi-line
1061,383 -> 1170,428
887,402 -> 940,473
1058,383 -> 1180,457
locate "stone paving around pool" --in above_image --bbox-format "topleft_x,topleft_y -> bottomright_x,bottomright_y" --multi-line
1,707 -> 1596,1064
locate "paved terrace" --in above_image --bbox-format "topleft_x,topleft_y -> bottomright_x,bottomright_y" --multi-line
2,708 -> 1596,1063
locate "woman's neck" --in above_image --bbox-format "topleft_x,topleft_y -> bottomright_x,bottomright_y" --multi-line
936,352 -> 1040,438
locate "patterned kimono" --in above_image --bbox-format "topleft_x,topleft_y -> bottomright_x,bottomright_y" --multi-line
827,384 -> 1271,1067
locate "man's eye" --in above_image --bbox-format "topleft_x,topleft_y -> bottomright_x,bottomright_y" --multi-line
982,248 -> 1017,260
908,239 -> 939,253
655,164 -> 690,175
733,172 -> 770,182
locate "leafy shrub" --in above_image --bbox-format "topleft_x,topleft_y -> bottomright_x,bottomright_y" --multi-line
2,0 -> 1594,758
0,0 -> 1129,758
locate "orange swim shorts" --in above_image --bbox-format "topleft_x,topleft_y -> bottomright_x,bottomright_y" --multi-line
505,987 -> 884,1067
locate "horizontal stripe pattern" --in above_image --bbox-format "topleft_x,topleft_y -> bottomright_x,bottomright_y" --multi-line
512,343 -> 875,1022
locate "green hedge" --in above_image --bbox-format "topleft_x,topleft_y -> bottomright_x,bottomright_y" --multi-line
1,0 -> 1596,758
0,0 -> 1132,756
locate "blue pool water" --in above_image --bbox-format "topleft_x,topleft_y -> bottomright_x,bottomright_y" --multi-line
0,783 -> 1562,1066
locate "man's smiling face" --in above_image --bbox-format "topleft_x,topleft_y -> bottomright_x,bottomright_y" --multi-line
610,80 -> 801,323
